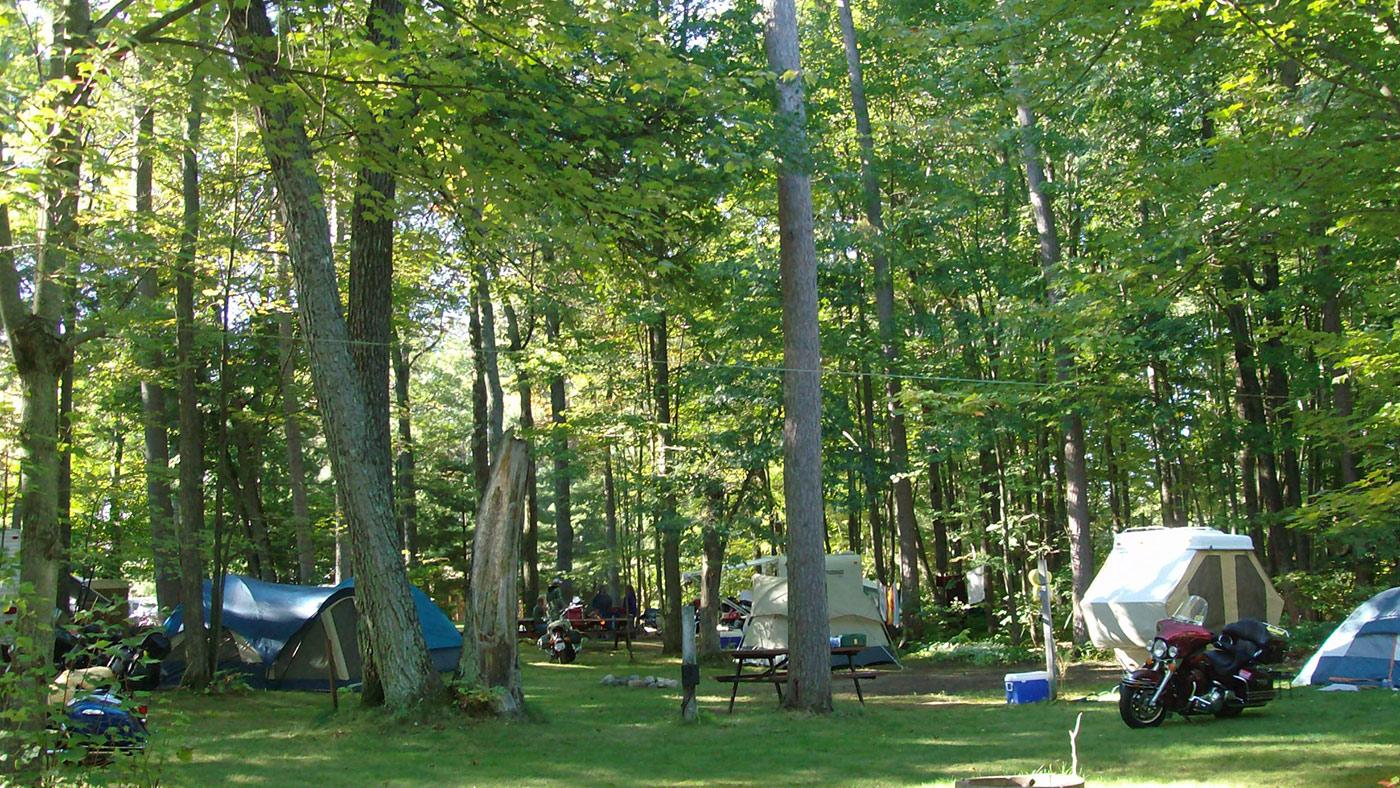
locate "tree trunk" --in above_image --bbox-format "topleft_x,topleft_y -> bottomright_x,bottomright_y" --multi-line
604,443 -> 620,600
650,315 -> 682,655
227,0 -> 443,711
1320,277 -> 1359,485
1009,81 -> 1093,644
229,420 -> 276,581
458,433 -> 529,716
475,263 -> 505,449
761,0 -> 830,713
469,281 -> 490,498
546,305 -> 572,571
699,496 -> 725,660
502,301 -> 539,608
1221,263 -> 1287,570
131,100 -> 180,612
835,0 -> 920,631
278,260 -> 316,583
173,53 -> 210,688
391,333 -> 418,565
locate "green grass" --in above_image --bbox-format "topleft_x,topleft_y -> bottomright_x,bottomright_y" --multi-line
135,644 -> 1398,786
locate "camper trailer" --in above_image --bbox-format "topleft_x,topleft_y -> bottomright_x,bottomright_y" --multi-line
1082,527 -> 1284,667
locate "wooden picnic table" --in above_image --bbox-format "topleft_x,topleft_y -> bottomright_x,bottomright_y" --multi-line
715,645 -> 877,712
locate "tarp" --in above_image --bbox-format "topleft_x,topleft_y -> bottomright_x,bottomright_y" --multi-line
1294,587 -> 1400,688
739,554 -> 898,668
1082,528 -> 1283,665
164,575 -> 461,689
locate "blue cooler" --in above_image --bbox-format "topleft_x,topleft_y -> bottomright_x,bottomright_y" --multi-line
719,631 -> 744,650
1004,670 -> 1051,704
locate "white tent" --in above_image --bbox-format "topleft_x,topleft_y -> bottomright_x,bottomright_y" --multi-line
1082,527 -> 1283,665
739,553 -> 897,667
1294,587 -> 1400,688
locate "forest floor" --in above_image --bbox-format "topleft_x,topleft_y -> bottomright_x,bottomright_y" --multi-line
130,641 -> 1397,786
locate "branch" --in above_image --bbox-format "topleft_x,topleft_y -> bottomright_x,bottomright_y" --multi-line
93,0 -> 141,32
0,138 -> 32,342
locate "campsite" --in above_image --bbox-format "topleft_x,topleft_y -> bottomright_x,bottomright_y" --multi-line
2,0 -> 1400,784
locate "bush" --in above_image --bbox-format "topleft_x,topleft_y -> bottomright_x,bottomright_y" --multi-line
905,631 -> 1038,667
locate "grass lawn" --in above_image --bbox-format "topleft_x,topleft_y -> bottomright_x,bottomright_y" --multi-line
137,643 -> 1398,786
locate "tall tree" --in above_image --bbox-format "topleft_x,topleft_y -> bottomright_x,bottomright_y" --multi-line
760,0 -> 831,713
226,0 -> 444,711
835,0 -> 920,630
1007,62 -> 1093,644
131,96 -> 179,612
278,260 -> 316,582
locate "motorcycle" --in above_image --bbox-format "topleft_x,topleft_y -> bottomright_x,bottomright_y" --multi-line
1119,595 -> 1288,728
50,626 -> 170,760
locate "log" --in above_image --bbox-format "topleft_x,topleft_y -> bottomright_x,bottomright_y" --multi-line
457,431 -> 530,716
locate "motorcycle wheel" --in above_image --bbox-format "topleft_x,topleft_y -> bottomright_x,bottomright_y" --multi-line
1214,704 -> 1244,718
1119,683 -> 1167,728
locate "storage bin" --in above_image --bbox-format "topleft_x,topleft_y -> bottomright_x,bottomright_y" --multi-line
839,633 -> 867,648
1004,670 -> 1050,704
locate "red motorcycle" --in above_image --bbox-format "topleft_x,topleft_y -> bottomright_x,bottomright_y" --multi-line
1119,596 -> 1288,728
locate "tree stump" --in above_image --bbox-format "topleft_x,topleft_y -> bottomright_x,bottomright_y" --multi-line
457,432 -> 530,716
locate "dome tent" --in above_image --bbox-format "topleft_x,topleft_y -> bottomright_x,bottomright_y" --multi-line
739,553 -> 898,667
1082,527 -> 1283,665
1294,587 -> 1400,688
163,574 -> 461,689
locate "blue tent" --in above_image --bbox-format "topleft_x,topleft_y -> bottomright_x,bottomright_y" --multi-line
164,575 -> 461,690
1294,587 -> 1400,687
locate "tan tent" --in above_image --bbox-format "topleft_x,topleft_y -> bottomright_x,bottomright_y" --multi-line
739,553 -> 897,667
1083,527 -> 1283,666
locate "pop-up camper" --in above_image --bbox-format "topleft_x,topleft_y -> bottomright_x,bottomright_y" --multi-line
1082,527 -> 1283,666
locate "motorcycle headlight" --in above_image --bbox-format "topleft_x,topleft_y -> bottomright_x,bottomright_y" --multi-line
1168,645 -> 1179,658
1150,639 -> 1168,659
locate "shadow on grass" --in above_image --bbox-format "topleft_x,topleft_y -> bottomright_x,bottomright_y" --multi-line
146,646 -> 1400,786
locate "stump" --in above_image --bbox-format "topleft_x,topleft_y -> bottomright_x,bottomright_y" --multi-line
457,432 -> 530,716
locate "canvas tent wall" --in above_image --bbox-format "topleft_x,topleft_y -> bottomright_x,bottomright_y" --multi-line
1294,587 -> 1400,687
1082,528 -> 1283,665
164,575 -> 461,689
739,553 -> 897,667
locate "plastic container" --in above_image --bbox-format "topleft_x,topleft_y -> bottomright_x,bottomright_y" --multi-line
1004,670 -> 1050,704
839,633 -> 867,648
829,636 -> 841,648
719,631 -> 743,650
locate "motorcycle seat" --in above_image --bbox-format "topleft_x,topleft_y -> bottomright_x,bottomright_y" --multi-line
1222,619 -> 1272,645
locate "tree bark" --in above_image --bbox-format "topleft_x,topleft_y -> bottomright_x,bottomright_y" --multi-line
226,0 -> 443,711
1221,262 -> 1287,570
761,0 -> 831,713
228,420 -> 276,581
649,315 -> 682,655
278,259 -> 316,582
698,490 -> 725,660
475,264 -> 504,450
502,300 -> 539,608
604,442 -> 620,600
1320,273 -> 1360,485
547,305 -> 573,571
835,0 -> 919,629
131,99 -> 180,612
170,50 -> 211,688
1009,81 -> 1093,644
391,333 -> 418,564
458,433 -> 529,716
469,281 -> 490,498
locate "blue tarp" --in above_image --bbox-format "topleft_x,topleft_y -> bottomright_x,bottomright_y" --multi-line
164,575 -> 461,688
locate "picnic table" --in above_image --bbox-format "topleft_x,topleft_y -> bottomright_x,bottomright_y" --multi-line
715,646 -> 877,712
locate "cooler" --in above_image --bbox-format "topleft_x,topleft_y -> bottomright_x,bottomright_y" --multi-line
1004,670 -> 1050,704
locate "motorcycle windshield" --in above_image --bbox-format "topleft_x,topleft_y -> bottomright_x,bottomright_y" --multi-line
1170,595 -> 1208,626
